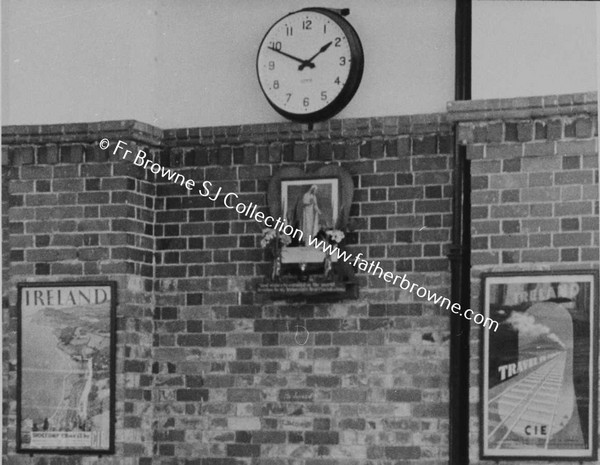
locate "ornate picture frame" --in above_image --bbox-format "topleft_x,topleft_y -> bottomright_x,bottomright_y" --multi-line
281,177 -> 339,246
259,165 -> 357,299
480,271 -> 598,460
267,164 -> 354,233
17,282 -> 116,455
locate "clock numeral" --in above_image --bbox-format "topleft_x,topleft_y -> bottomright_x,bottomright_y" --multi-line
268,61 -> 275,71
303,97 -> 310,107
334,37 -> 341,47
321,91 -> 327,101
268,41 -> 282,51
334,76 -> 341,85
286,26 -> 293,36
285,93 -> 292,103
302,20 -> 312,30
339,56 -> 346,66
273,80 -> 280,89
323,24 -> 327,34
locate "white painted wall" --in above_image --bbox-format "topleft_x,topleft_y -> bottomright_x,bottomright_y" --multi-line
472,1 -> 597,100
1,0 -> 455,128
2,1 -> 597,129
1,0 -> 160,127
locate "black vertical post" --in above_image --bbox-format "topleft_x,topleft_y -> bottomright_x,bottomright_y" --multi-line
450,1 -> 471,465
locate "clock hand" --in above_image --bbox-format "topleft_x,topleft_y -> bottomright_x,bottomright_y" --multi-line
298,41 -> 332,70
268,47 -> 315,68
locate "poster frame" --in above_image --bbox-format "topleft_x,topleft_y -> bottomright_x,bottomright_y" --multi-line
480,270 -> 598,461
16,281 -> 116,455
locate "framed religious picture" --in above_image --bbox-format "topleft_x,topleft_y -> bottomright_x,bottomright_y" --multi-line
17,282 -> 116,454
480,271 -> 598,460
280,177 -> 339,246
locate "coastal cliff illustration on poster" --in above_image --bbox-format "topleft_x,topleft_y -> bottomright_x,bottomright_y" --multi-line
17,283 -> 115,454
481,272 -> 598,460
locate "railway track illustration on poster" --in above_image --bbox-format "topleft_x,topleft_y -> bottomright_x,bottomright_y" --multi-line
481,272 -> 598,460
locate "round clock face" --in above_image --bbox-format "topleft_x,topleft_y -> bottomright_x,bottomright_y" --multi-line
256,8 -> 363,123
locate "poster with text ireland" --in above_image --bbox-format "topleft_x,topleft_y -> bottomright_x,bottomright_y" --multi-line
17,282 -> 116,454
481,272 -> 598,460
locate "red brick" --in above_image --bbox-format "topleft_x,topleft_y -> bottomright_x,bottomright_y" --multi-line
466,144 -> 484,160
376,158 -> 410,172
554,170 -> 594,185
176,389 -> 208,401
547,119 -> 563,140
25,194 -> 58,207
59,145 -> 84,163
385,446 -> 421,460
471,191 -> 499,205
37,145 -> 59,164
386,389 -> 421,402
412,156 -> 447,171
562,186 -> 582,201
491,235 -> 527,249
471,251 -> 499,265
331,389 -> 367,403
412,402 -> 448,417
81,164 -> 111,177
582,155 -> 598,168
582,217 -> 600,231
555,139 -> 597,156
522,219 -> 559,233
8,208 -> 35,221
575,118 -> 593,138
486,123 -> 503,143
203,292 -> 239,305
78,247 -> 109,261
521,249 -> 559,262
332,332 -> 366,346
36,206 -> 83,220
485,144 -> 522,160
582,247 -> 599,261
517,121 -> 533,142
21,165 -> 52,179
529,203 -> 553,217
472,220 -> 500,235
11,147 -> 34,165
488,173 -> 527,189
554,201 -> 593,216
471,160 -> 501,174
227,389 -> 262,402
52,178 -> 84,192
521,156 -> 561,172
27,248 -> 77,262
411,135 -> 436,155
490,204 -> 529,218
521,187 -> 560,202
582,185 -> 598,200
552,232 -> 591,247
523,141 -> 555,157
8,180 -> 34,194
53,165 -> 79,178
528,172 -> 553,187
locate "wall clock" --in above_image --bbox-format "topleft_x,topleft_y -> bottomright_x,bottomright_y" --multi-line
256,7 -> 364,124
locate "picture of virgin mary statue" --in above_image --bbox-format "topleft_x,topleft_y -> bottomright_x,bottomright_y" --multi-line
297,185 -> 321,243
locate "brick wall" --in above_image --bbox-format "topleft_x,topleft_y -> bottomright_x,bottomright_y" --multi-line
448,92 -> 599,464
4,92 -> 597,465
3,115 -> 454,464
2,121 -> 163,462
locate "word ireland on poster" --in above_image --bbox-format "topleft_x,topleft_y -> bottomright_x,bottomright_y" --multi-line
481,271 -> 598,460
